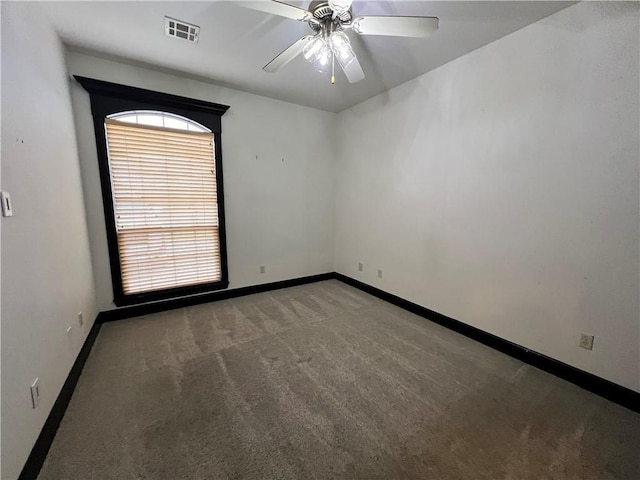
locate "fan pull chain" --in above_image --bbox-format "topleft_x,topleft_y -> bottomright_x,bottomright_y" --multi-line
331,52 -> 336,85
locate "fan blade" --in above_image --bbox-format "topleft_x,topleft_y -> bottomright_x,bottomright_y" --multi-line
241,1 -> 313,22
352,16 -> 439,38
339,56 -> 365,84
263,36 -> 312,72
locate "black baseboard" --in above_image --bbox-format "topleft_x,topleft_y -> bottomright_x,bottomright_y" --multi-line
334,273 -> 640,414
96,272 -> 335,323
18,321 -> 102,480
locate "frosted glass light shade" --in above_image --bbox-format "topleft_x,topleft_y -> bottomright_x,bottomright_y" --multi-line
329,31 -> 355,68
312,44 -> 332,73
329,0 -> 352,14
303,36 -> 325,62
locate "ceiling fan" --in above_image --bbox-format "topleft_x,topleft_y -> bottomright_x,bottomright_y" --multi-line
241,0 -> 439,84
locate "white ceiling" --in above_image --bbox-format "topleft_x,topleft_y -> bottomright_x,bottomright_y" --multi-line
41,1 -> 574,113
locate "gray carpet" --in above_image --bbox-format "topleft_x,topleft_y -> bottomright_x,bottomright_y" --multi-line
38,280 -> 639,479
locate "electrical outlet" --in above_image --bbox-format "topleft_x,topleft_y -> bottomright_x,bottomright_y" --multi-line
259,265 -> 266,274
1,192 -> 13,217
78,311 -> 84,326
579,333 -> 595,350
30,378 -> 40,409
358,262 -> 363,272
377,269 -> 383,279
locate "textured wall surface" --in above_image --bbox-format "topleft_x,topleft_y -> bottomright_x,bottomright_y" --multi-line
1,3 -> 97,478
335,2 -> 640,391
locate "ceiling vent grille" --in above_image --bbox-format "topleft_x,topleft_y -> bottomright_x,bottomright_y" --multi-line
165,17 -> 199,42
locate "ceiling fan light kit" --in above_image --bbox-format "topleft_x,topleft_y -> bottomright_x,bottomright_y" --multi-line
303,27 -> 356,79
242,0 -> 439,85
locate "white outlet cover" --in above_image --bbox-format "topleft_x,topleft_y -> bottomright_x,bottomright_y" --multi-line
579,333 -> 595,350
1,192 -> 13,217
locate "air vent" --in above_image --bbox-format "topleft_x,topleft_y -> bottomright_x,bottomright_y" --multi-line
164,17 -> 199,42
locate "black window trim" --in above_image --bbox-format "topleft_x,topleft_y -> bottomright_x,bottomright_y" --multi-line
75,76 -> 230,306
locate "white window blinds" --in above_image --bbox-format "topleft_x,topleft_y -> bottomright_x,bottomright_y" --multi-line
105,118 -> 222,295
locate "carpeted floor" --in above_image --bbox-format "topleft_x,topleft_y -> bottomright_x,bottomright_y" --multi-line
38,280 -> 639,479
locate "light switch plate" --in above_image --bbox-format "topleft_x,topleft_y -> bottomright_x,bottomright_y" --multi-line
1,192 -> 13,217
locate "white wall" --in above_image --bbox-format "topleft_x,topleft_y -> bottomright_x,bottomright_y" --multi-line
66,52 -> 337,312
1,3 -> 97,479
335,2 -> 640,392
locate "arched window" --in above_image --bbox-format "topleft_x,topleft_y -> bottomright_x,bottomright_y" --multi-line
108,110 -> 210,132
77,76 -> 230,305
